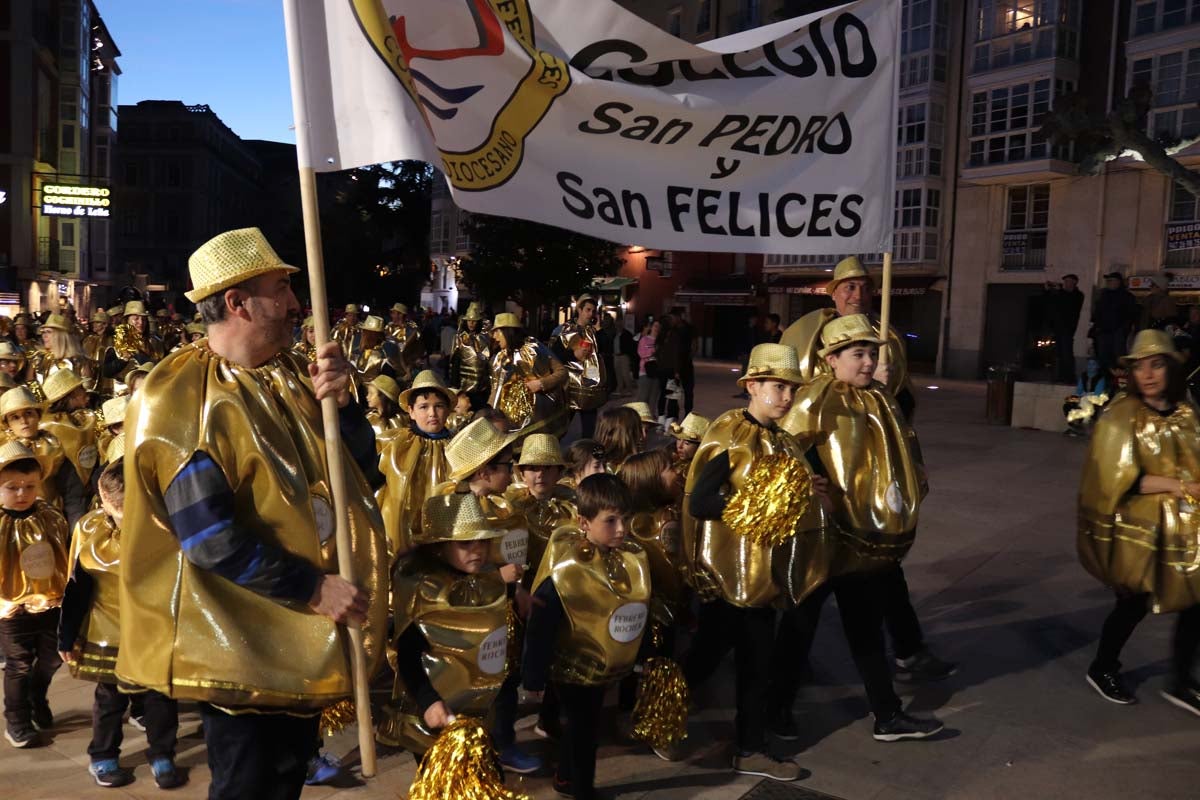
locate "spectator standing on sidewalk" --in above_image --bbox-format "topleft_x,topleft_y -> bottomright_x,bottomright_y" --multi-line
1091,272 -> 1139,372
1046,275 -> 1085,384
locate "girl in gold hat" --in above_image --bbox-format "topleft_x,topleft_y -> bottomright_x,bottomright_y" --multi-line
1078,329 -> 1200,714
488,314 -> 569,438
1,387 -> 87,528
364,375 -> 406,442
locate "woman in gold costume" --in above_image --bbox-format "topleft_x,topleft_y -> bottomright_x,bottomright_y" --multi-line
0,341 -> 32,385
1079,329 -> 1200,714
30,314 -> 97,393
11,313 -> 36,353
450,302 -> 491,408
293,316 -> 318,363
101,301 -> 162,392
487,313 -> 568,439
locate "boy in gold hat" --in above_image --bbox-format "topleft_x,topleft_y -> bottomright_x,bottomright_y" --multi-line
0,440 -> 70,748
0,342 -> 30,385
1,387 -> 87,528
331,303 -> 361,354
523,473 -> 650,799
376,493 -> 511,754
39,368 -> 99,491
450,302 -> 491,408
772,314 -> 944,743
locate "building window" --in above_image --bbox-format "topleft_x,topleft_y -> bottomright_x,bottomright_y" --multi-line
1132,48 -> 1200,140
1170,182 -> 1200,221
696,0 -> 712,33
667,7 -> 682,37
61,124 -> 75,149
1003,184 -> 1050,269
167,162 -> 182,187
121,212 -> 138,236
968,78 -> 1068,166
1133,0 -> 1200,36
61,222 -> 76,248
455,212 -> 472,251
902,0 -> 932,55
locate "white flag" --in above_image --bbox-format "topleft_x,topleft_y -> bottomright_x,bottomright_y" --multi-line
286,0 -> 899,254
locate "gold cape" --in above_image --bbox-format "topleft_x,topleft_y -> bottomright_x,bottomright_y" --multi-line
0,501 -> 69,619
377,427 -> 451,560
557,322 -> 608,411
66,509 -> 122,683
1078,394 -> 1200,613
351,339 -> 403,385
385,321 -> 425,378
41,409 -> 100,486
488,340 -> 568,438
782,376 -> 924,573
116,343 -> 388,710
451,329 -> 491,394
505,483 -> 578,587
681,409 -> 823,608
532,526 -> 650,686
630,505 -> 687,627
377,557 -> 509,752
780,308 -> 910,398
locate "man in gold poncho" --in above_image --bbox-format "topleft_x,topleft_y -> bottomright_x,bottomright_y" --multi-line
116,227 -> 388,798
331,303 -> 362,355
488,312 -> 569,438
350,315 -> 404,384
553,294 -> 608,438
102,301 -> 163,390
450,302 -> 491,409
82,310 -> 113,397
1078,330 -> 1200,714
779,256 -> 953,685
386,303 -> 425,379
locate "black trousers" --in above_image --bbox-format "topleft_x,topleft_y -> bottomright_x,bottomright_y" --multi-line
491,669 -> 521,749
1054,333 -> 1076,384
1093,593 -> 1200,684
770,572 -> 902,719
0,608 -> 62,728
89,683 -> 178,762
199,703 -> 319,800
881,564 -> 925,661
683,600 -> 775,754
554,681 -> 606,800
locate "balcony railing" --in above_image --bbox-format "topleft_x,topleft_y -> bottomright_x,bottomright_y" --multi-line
1166,248 -> 1200,269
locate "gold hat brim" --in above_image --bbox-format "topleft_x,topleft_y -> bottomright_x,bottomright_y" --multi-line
816,336 -> 887,360
737,368 -> 805,387
399,383 -> 457,413
184,263 -> 300,303
1120,347 -> 1185,366
448,430 -> 519,482
413,526 -> 507,546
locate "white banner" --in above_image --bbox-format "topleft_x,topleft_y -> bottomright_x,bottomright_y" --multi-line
287,0 -> 899,254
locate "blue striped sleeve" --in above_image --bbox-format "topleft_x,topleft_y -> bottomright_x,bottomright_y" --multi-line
164,452 -> 321,605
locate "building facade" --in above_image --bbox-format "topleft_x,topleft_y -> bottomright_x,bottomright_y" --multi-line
0,0 -> 121,315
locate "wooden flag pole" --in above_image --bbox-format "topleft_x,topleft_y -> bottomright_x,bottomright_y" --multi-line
282,0 -> 377,777
878,251 -> 894,367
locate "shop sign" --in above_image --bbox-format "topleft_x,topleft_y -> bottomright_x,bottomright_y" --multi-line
41,184 -> 111,218
0,190 -> 7,205
1002,231 -> 1028,256
1167,273 -> 1200,290
1166,221 -> 1200,252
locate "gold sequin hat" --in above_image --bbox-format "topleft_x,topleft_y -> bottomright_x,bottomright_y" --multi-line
359,315 -> 385,334
517,433 -> 565,467
399,369 -> 456,413
493,312 -> 522,330
185,322 -> 206,337
1121,329 -> 1185,365
0,387 -> 43,419
415,493 -> 506,545
43,369 -> 84,404
463,302 -> 484,321
344,303 -> 360,314
106,434 -> 126,463
369,375 -> 402,406
390,303 -> 409,314
669,412 -> 711,442
623,401 -> 656,424
185,227 -> 299,303
0,440 -> 42,475
0,342 -> 25,362
107,305 -> 123,318
817,313 -> 886,359
737,343 -> 804,386
101,395 -> 128,427
446,417 -> 517,482
41,313 -> 70,332
826,255 -> 871,294
301,316 -> 314,329
90,309 -> 109,323
124,300 -> 149,318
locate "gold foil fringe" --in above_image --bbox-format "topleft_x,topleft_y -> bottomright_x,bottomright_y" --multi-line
408,715 -> 531,800
632,657 -> 689,749
319,698 -> 356,738
721,452 -> 812,547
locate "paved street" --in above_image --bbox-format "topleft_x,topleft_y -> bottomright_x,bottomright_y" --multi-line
3,362 -> 1197,800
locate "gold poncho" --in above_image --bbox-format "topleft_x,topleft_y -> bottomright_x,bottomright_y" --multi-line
331,318 -> 360,355
66,510 -> 122,683
351,340 -> 403,385
630,506 -> 687,627
505,484 -> 578,585
0,501 -> 69,619
780,308 -> 910,398
681,410 -> 823,608
1078,394 -> 1200,613
41,409 -> 100,485
377,427 -> 451,560
386,321 -> 426,378
377,558 -> 509,752
532,527 -> 650,686
451,329 -> 491,395
782,376 -> 924,573
117,344 -> 388,710
557,322 -> 608,412
488,340 -> 568,437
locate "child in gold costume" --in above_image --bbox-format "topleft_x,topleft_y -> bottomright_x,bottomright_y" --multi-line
524,474 -> 650,800
668,412 -> 710,474
364,374 -> 406,443
773,314 -> 943,743
376,493 -> 511,754
1,387 -> 87,527
57,446 -> 184,788
39,369 -> 99,491
0,441 -> 69,749
1078,330 -> 1200,714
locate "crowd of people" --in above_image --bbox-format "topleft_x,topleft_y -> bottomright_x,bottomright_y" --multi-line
0,229 -> 1197,800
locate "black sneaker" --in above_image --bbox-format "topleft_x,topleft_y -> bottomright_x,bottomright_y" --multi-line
30,701 -> 53,732
769,709 -> 799,741
872,711 -> 944,742
894,649 -> 958,683
1160,680 -> 1200,718
89,759 -> 135,788
1086,666 -> 1137,705
4,724 -> 39,749
151,757 -> 188,789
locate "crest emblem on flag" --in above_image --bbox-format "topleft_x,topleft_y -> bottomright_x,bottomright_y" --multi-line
349,0 -> 572,191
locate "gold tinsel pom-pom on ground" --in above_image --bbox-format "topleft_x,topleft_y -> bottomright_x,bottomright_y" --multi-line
632,657 -> 689,749
721,452 -> 812,547
408,716 -> 531,800
319,698 -> 356,739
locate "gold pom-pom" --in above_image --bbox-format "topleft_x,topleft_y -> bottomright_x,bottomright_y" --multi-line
632,657 -> 689,749
408,716 -> 530,800
319,698 -> 356,738
721,452 -> 811,547
497,377 -> 533,428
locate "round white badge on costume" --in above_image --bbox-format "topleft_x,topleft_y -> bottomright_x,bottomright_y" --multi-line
476,626 -> 508,675
608,602 -> 648,643
311,496 -> 335,543
20,542 -> 56,580
78,445 -> 98,471
885,481 -> 904,514
499,528 -> 528,566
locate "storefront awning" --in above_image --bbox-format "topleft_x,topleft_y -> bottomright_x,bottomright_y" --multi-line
591,276 -> 638,292
674,275 -> 758,305
767,274 -> 942,296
